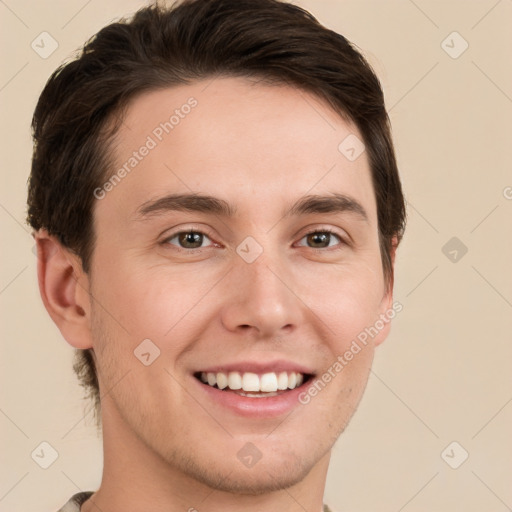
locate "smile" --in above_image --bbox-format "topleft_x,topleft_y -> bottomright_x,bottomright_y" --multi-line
192,360 -> 316,417
195,370 -> 308,397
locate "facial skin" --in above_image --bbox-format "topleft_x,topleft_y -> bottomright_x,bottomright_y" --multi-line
37,77 -> 396,512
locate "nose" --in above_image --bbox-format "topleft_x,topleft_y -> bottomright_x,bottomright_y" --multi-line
220,252 -> 304,338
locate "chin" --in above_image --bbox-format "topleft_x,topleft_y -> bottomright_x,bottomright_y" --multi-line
195,462 -> 313,495
174,446 -> 318,495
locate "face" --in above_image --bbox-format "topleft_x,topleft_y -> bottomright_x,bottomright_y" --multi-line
86,77 -> 394,493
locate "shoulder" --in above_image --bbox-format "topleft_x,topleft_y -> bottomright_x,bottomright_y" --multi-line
55,492 -> 94,512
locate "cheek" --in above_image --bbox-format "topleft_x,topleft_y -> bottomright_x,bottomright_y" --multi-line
326,291 -> 384,347
296,259 -> 386,348
92,262 -> 218,357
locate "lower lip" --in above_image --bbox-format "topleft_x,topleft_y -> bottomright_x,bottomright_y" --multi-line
193,376 -> 311,418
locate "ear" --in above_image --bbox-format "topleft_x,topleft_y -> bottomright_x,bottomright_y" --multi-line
34,229 -> 93,349
374,235 -> 399,347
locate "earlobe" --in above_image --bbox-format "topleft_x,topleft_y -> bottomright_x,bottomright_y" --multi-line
34,229 -> 93,350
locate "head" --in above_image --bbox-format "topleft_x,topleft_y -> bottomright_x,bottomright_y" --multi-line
28,0 -> 405,494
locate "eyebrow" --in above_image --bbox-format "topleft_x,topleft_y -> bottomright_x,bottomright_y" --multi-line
285,193 -> 368,222
134,192 -> 368,223
135,194 -> 236,219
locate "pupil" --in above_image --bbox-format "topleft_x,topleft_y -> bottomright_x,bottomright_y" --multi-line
308,232 -> 329,248
180,232 -> 203,248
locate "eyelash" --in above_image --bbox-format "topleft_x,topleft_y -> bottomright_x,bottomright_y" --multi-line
161,227 -> 347,252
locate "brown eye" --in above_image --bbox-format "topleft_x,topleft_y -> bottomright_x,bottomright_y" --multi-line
297,231 -> 343,249
307,232 -> 330,248
167,231 -> 211,249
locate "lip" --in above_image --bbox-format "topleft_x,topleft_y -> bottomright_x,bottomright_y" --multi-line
195,359 -> 314,375
192,372 -> 314,418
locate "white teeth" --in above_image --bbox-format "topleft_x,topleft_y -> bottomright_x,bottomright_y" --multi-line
277,371 -> 288,390
199,371 -> 306,393
260,372 -> 278,392
216,372 -> 228,389
228,371 -> 242,390
242,372 -> 260,392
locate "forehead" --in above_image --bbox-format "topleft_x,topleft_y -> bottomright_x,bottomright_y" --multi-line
97,76 -> 377,225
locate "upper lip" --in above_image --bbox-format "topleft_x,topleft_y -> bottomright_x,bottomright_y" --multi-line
195,359 -> 315,375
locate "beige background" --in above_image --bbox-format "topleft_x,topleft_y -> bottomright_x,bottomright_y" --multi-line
1,0 -> 511,511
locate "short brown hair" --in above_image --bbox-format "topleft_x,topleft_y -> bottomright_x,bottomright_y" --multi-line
27,0 -> 406,426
